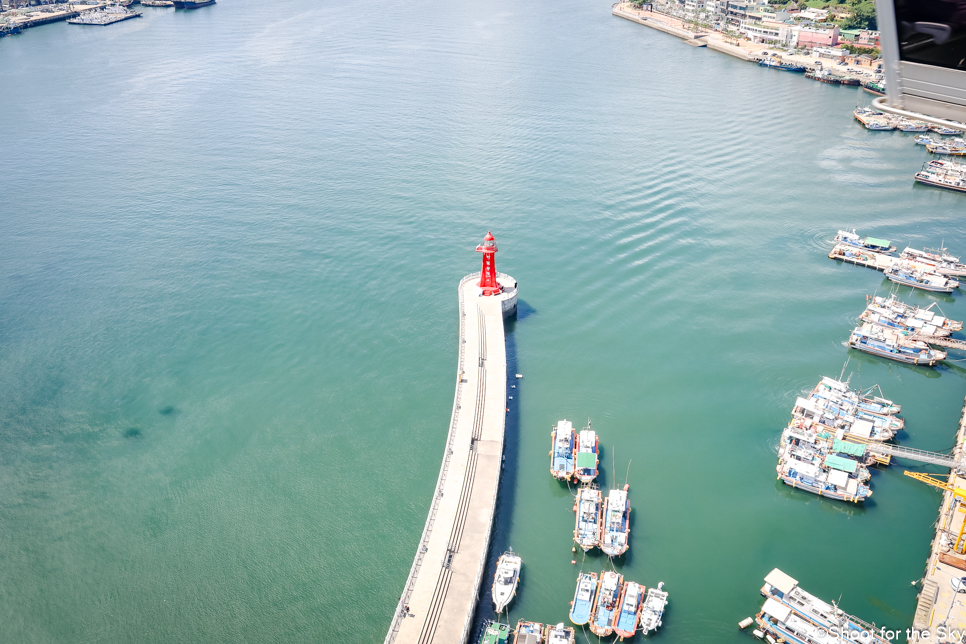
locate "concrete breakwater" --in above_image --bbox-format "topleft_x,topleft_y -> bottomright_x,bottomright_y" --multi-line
910,399 -> 966,641
611,5 -> 756,61
385,273 -> 517,644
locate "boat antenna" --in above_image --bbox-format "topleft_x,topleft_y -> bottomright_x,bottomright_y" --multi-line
624,459 -> 632,487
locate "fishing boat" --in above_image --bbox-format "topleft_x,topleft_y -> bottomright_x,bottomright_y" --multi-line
573,484 -> 602,552
780,424 -> 874,479
792,396 -> 899,441
926,142 -> 966,155
480,621 -> 511,644
884,263 -> 959,292
862,293 -> 961,336
852,107 -> 895,130
809,374 -> 902,416
848,325 -> 946,366
897,118 -> 930,132
902,247 -> 966,277
590,571 -> 623,637
915,134 -> 938,145
759,569 -> 891,643
758,58 -> 806,72
550,420 -> 575,481
513,620 -> 544,644
600,488 -> 630,557
777,451 -> 872,503
544,623 -> 575,644
574,422 -> 599,483
639,582 -> 668,635
833,229 -> 895,253
492,551 -> 522,613
927,158 -> 966,174
569,572 -> 598,625
838,77 -> 861,86
916,167 -> 966,193
861,80 -> 885,96
614,581 -> 644,639
173,0 -> 215,7
807,69 -> 841,84
932,124 -> 963,135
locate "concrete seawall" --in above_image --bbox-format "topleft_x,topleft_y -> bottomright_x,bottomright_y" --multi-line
910,398 -> 966,641
612,5 -> 757,62
385,274 -> 516,644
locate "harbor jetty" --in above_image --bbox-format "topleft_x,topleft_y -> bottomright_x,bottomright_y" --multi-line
909,398 -> 966,641
385,233 -> 517,644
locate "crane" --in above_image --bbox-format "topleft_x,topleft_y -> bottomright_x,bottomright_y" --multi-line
904,471 -> 966,554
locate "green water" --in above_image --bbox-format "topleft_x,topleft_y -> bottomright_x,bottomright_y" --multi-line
1,0 -> 965,642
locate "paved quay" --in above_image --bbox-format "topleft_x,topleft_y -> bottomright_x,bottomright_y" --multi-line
385,272 -> 516,644
910,397 -> 966,642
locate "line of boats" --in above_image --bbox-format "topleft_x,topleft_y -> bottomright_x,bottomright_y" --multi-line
853,106 -> 965,139
832,229 -> 966,293
777,375 -> 901,503
746,569 -> 889,644
67,4 -> 141,25
479,620 -> 574,644
915,158 -> 966,194
550,420 -> 631,557
570,571 -> 666,639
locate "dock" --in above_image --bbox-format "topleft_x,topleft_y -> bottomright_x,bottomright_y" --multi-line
385,272 -> 517,644
828,244 -> 898,271
910,398 -> 966,641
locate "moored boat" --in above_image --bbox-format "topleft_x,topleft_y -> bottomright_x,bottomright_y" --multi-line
569,572 -> 598,625
897,118 -> 930,132
573,484 -> 602,552
513,620 -> 544,644
544,623 -> 575,644
758,58 -> 806,72
777,454 -> 872,503
932,124 -> 963,135
861,294 -> 958,337
926,142 -> 966,155
550,419 -> 575,481
614,581 -> 644,638
915,134 -> 938,145
480,621 -> 511,644
915,168 -> 966,193
492,551 -> 522,613
833,229 -> 895,253
884,263 -> 959,292
901,247 -> 966,277
600,488 -> 630,557
639,582 -> 668,635
575,422 -> 599,483
861,80 -> 885,95
589,571 -> 623,637
848,325 -> 946,366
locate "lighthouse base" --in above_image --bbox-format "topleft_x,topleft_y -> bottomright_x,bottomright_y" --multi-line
468,273 -> 517,318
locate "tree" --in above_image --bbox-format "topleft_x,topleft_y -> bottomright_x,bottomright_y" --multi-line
842,0 -> 876,29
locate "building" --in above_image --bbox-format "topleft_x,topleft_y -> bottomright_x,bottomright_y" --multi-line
796,24 -> 840,49
798,7 -> 829,21
740,19 -> 798,46
813,46 -> 847,61
726,0 -> 749,24
875,0 -> 966,122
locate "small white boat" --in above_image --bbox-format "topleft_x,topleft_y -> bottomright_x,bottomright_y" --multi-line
600,488 -> 630,557
544,623 -> 575,644
550,420 -> 575,481
639,582 -> 668,635
492,551 -> 522,612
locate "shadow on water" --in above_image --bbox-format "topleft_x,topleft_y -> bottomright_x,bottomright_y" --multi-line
774,479 -> 871,515
473,311 -> 523,639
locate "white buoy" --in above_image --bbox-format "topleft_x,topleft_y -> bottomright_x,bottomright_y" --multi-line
515,374 -> 523,379
752,629 -> 765,639
738,617 -> 754,629
765,634 -> 776,644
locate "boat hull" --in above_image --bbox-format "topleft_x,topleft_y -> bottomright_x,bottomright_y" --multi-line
780,474 -> 868,503
916,174 -> 966,194
849,341 -> 941,366
885,274 -> 956,293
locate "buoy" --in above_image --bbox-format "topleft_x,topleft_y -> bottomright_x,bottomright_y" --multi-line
752,629 -> 765,639
571,560 -> 576,565
766,634 -> 776,644
509,396 -> 513,400
739,617 -> 754,629
623,484 -> 629,492
515,374 -> 522,379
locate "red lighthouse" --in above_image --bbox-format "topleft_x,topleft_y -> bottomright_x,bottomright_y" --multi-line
476,231 -> 502,296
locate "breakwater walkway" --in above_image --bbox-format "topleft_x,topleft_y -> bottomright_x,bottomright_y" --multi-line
385,273 -> 517,644
910,398 -> 966,641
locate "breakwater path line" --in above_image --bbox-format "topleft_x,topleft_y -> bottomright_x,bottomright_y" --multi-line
385,274 -> 511,644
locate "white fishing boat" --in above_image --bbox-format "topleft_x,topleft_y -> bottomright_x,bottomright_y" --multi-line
550,420 -> 575,481
833,229 -> 895,253
600,488 -> 630,557
861,293 -> 961,337
492,550 -> 522,612
513,620 -> 544,644
544,623 -> 575,644
849,324 -> 947,367
573,484 -> 602,552
639,582 -> 668,635
884,263 -> 959,292
574,422 -> 599,483
902,247 -> 966,277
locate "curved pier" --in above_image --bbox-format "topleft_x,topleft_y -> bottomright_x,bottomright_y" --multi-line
385,273 -> 517,644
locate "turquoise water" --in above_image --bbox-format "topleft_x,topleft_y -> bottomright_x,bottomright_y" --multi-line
1,0 -> 965,642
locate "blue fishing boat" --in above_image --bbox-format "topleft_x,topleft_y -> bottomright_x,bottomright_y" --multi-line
834,229 -> 896,253
550,420 -> 575,481
575,422 -> 599,483
758,58 -> 806,72
849,325 -> 946,366
569,572 -> 597,625
590,571 -> 622,637
614,581 -> 644,638
885,264 -> 959,293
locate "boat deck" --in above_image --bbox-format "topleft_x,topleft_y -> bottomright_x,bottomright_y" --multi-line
385,275 -> 511,644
